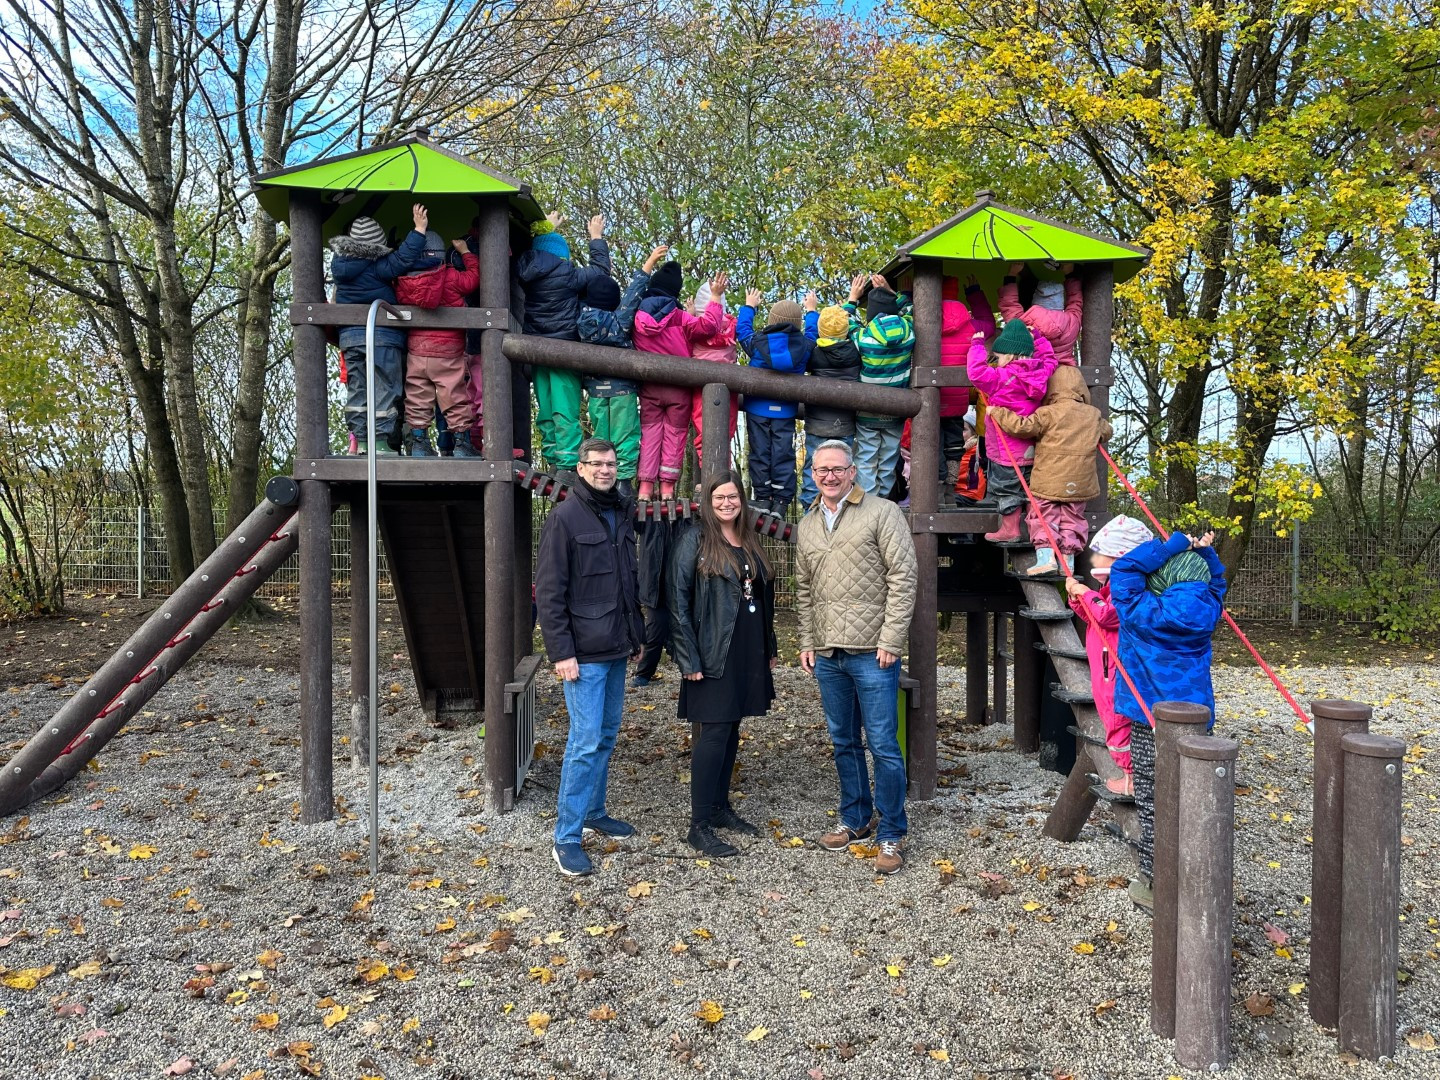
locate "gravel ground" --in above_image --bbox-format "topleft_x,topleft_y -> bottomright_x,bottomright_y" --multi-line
0,609 -> 1436,1080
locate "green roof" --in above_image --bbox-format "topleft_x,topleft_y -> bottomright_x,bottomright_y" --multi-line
253,138 -> 543,240
894,193 -> 1149,283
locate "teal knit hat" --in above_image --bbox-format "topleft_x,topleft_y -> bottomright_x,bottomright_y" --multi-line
991,319 -> 1034,356
1147,550 -> 1211,595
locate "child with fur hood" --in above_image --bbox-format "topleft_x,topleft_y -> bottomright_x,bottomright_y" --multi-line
966,320 -> 1059,542
985,364 -> 1112,575
328,204 -> 430,454
633,261 -> 729,501
394,232 -> 481,457
1000,262 -> 1084,367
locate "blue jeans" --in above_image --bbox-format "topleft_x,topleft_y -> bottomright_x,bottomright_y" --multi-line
339,330 -> 404,439
554,659 -> 629,845
854,420 -> 903,499
800,431 -> 853,510
814,649 -> 907,842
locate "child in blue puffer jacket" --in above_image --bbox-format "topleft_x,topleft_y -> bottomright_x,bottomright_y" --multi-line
329,204 -> 430,454
737,289 -> 818,515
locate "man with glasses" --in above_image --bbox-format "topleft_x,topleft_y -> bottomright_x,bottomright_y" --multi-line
534,438 -> 644,876
795,440 -> 918,874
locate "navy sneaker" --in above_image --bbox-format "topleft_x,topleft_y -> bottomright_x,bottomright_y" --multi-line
629,674 -> 652,688
582,814 -> 636,839
552,843 -> 593,877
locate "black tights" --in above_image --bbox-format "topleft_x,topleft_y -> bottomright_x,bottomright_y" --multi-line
691,722 -> 740,826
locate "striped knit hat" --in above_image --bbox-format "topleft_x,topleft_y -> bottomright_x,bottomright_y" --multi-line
348,216 -> 389,250
1147,550 -> 1211,595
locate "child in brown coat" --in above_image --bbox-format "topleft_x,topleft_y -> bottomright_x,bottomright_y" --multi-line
985,365 -> 1112,576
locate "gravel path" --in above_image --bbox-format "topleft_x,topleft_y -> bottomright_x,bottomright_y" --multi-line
0,640 -> 1436,1079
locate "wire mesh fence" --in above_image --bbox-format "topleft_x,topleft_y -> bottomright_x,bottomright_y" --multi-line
47,500 -> 1440,625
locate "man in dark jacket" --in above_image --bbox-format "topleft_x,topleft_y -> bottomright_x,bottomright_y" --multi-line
329,204 -> 430,453
516,212 -> 614,481
534,437 -> 644,876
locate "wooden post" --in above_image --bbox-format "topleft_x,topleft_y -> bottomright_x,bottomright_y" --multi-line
989,613 -> 1006,726
1338,733 -> 1404,1061
1012,616 -> 1040,753
907,262 -> 942,801
1175,734 -> 1239,1071
965,612 -> 987,725
479,200 -> 517,812
1042,758 -> 1100,841
1310,698 -> 1372,1028
513,365 -> 534,664
1080,265 -> 1113,530
1151,700 -> 1212,1039
701,382 -> 731,481
349,492 -> 371,771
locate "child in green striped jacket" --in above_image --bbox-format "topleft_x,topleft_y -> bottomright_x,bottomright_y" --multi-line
843,273 -> 915,498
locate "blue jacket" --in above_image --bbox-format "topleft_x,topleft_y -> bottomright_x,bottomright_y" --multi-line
578,271 -> 648,396
329,230 -> 428,346
736,308 -> 818,419
515,239 -> 613,340
1110,533 -> 1227,728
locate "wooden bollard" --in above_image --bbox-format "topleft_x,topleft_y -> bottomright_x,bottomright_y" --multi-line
1339,732 -> 1404,1061
1174,734 -> 1240,1071
1309,698 -> 1372,1028
1151,700 -> 1213,1040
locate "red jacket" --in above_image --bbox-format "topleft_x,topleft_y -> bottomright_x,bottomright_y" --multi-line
940,283 -> 996,417
998,276 -> 1082,366
394,252 -> 480,358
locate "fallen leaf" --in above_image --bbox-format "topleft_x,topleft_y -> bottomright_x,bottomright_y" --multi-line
526,1011 -> 551,1034
693,1000 -> 724,1024
1243,992 -> 1275,1017
393,964 -> 416,982
0,964 -> 55,990
322,1004 -> 348,1029
356,958 -> 389,983
163,1057 -> 194,1076
928,1048 -> 950,1062
99,898 -> 124,909
627,881 -> 654,898
1093,999 -> 1117,1018
1073,942 -> 1096,955
1287,982 -> 1306,995
744,1025 -> 769,1041
588,1005 -> 617,1021
931,955 -> 951,968
253,1013 -> 280,1031
77,1028 -> 109,1045
256,949 -> 284,969
1406,1030 -> 1437,1051
886,964 -> 903,977
498,906 -> 533,925
128,844 -> 158,860
1263,922 -> 1290,946
67,960 -> 103,979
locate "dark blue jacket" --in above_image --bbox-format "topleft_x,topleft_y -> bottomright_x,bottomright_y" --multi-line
329,230 -> 427,346
515,238 -> 613,340
1110,533 -> 1227,728
579,271 -> 649,396
737,308 -> 817,419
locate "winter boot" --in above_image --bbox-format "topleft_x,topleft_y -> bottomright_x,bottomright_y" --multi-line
404,427 -> 435,457
984,509 -> 1023,543
346,432 -> 360,456
451,430 -> 480,458
637,481 -> 655,502
1027,548 -> 1058,576
615,478 -> 635,501
1061,552 -> 1076,576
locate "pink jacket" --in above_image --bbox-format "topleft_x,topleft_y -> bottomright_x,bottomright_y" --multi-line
1068,581 -> 1131,771
965,332 -> 1058,466
394,253 -> 480,358
635,299 -> 725,407
940,287 -> 995,417
691,312 -> 738,364
999,276 -> 1082,366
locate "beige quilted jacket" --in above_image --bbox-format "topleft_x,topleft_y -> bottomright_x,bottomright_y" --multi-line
795,485 -> 918,657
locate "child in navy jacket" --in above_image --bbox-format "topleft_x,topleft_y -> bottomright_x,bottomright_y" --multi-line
737,289 -> 818,515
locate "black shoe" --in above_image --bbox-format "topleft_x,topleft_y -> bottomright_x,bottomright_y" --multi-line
686,823 -> 739,857
615,478 -> 635,501
711,805 -> 761,836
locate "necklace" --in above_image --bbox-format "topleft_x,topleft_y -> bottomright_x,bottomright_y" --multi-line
740,555 -> 756,614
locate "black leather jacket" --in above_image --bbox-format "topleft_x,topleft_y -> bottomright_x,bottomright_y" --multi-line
666,527 -> 778,678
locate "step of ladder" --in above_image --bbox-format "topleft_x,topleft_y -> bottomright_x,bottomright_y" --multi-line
1050,681 -> 1094,705
1018,606 -> 1074,622
1036,641 -> 1089,662
1066,724 -> 1107,749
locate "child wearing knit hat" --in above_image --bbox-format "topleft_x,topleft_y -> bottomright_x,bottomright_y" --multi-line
843,273 -> 916,499
800,304 -> 862,508
736,288 -> 819,515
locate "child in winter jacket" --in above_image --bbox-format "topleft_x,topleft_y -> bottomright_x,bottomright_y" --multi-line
953,408 -> 986,507
940,276 -> 996,488
986,364 -> 1112,575
329,205 -> 430,454
1109,528 -> 1227,896
800,304 -> 862,508
966,320 -> 1059,542
689,280 -> 741,477
515,212 -> 614,478
394,232 -> 481,457
845,273 -> 915,499
1000,262 -> 1084,367
633,261 -> 729,500
577,246 -> 655,496
1064,515 -> 1154,797
737,290 -> 818,515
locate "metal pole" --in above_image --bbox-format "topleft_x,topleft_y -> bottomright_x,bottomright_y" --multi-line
1151,700 -> 1212,1040
1174,734 -> 1239,1071
966,612 -> 987,725
349,493 -> 370,775
1310,698 -> 1372,1028
1012,616 -> 1040,753
136,502 -> 145,600
1291,519 -> 1301,628
364,299 -> 382,873
1338,732 -> 1404,1061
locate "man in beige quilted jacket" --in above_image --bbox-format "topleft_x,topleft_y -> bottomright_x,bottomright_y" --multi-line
796,439 -> 918,874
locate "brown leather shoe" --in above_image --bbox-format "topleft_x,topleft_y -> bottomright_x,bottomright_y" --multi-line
818,820 -> 874,851
875,840 -> 905,875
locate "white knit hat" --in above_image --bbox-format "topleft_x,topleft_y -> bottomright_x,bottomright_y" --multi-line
1033,279 -> 1065,311
1090,515 -> 1153,558
694,282 -> 727,313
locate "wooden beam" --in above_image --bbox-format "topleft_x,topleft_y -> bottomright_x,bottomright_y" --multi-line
292,303 -> 508,330
441,504 -> 483,713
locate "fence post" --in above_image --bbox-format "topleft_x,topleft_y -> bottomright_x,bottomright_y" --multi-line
1290,519 -> 1300,627
136,502 -> 145,599
1174,734 -> 1239,1071
1310,698 -> 1372,1028
1338,732 -> 1404,1061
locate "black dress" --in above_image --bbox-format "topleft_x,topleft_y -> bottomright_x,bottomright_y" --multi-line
678,547 -> 776,724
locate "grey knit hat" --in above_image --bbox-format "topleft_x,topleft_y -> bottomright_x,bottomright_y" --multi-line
349,216 -> 389,249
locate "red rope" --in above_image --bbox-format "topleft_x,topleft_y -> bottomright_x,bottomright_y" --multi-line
1097,445 -> 1313,729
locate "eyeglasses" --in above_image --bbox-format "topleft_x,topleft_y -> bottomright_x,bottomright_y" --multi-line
813,466 -> 853,478
711,494 -> 742,503
579,460 -> 618,470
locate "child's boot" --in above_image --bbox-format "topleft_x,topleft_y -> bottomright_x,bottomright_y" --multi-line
1027,547 -> 1057,576
404,428 -> 435,457
451,430 -> 480,458
637,481 -> 655,502
1061,552 -> 1075,576
659,481 -> 676,500
984,509 -> 1023,543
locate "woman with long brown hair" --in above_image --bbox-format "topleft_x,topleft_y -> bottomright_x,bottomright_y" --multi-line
667,470 -> 777,856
